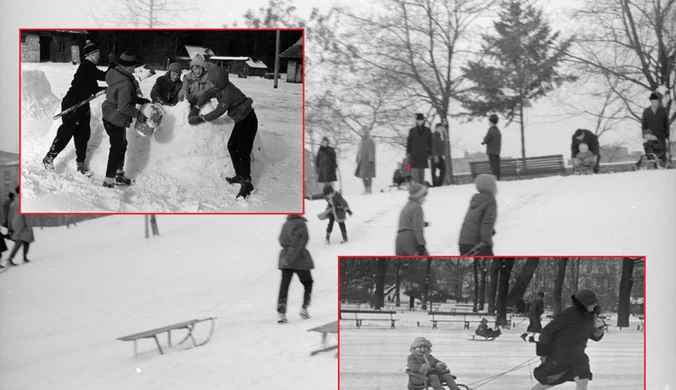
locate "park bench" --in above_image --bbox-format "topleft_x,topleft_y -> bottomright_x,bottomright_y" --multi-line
516,155 -> 566,176
117,318 -> 215,357
340,309 -> 399,329
428,311 -> 498,330
469,158 -> 519,179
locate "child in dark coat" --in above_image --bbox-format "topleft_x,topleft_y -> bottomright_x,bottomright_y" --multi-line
318,184 -> 352,244
277,215 -> 314,324
458,174 -> 497,256
150,62 -> 182,106
531,289 -> 604,390
475,318 -> 501,339
407,337 -> 460,390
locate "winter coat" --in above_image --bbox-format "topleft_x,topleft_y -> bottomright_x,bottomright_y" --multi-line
641,106 -> 669,140
483,125 -> 502,155
316,146 -> 337,183
101,68 -> 143,128
2,198 -> 12,227
458,192 -> 497,247
536,296 -> 603,363
0,231 -> 7,253
278,215 -> 314,271
570,130 -> 600,159
407,125 -> 433,168
178,70 -> 214,104
396,197 -> 426,255
575,151 -> 595,165
325,192 -> 351,223
9,200 -> 34,243
529,298 -> 544,317
196,67 -> 253,124
356,135 -> 376,178
150,64 -> 182,105
431,131 -> 445,158
63,59 -> 108,104
407,352 -> 447,376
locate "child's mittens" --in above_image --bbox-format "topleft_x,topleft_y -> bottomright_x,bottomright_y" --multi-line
420,364 -> 431,375
435,362 -> 447,371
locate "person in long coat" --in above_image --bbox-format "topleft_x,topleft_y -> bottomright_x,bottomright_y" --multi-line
316,137 -> 337,186
395,183 -> 429,256
355,129 -> 376,194
641,92 -> 669,166
5,187 -> 34,266
407,114 -> 433,184
531,289 -> 604,390
521,292 -> 544,342
482,114 -> 502,180
571,129 -> 601,174
277,215 -> 314,323
458,174 -> 497,256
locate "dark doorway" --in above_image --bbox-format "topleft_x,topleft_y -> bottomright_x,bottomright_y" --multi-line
40,36 -> 52,62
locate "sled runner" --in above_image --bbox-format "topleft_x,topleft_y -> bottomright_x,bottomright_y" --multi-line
117,317 -> 215,357
308,321 -> 338,356
405,369 -> 471,390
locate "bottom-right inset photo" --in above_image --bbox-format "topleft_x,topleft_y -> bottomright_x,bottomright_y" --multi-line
339,257 -> 645,390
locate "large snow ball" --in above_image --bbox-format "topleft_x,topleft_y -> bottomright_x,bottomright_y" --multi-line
21,70 -> 60,120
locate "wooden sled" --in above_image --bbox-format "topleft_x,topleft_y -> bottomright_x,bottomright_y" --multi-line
308,321 -> 337,357
117,317 -> 215,357
406,369 -> 472,390
469,328 -> 501,341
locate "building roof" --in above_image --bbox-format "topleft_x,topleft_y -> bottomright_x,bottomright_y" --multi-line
209,56 -> 268,69
246,59 -> 268,69
184,45 -> 215,59
280,37 -> 303,59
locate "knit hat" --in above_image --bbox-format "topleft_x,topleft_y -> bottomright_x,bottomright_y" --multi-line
323,183 -> 334,196
574,289 -> 599,307
83,40 -> 99,57
410,337 -> 432,350
168,62 -> 182,75
409,183 -> 427,199
191,54 -> 207,68
578,143 -> 589,153
489,114 -> 499,124
480,318 -> 488,324
415,113 -> 425,121
118,48 -> 137,67
649,92 -> 660,101
475,174 -> 496,195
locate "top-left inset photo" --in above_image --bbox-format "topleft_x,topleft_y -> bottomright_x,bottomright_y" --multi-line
19,28 -> 304,214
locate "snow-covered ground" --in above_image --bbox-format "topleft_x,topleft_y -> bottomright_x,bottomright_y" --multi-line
340,317 -> 644,389
0,169 -> 674,389
19,62 -> 303,213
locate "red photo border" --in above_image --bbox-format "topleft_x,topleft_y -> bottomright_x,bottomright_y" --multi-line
18,27 -> 306,216
337,256 -> 647,390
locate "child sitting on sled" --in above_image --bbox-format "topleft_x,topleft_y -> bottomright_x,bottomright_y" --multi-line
407,337 -> 461,390
475,318 -> 501,339
572,143 -> 597,174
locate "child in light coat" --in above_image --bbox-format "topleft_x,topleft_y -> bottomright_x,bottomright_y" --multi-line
407,337 -> 460,390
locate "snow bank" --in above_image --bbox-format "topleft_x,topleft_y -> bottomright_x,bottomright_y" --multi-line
21,70 -> 59,119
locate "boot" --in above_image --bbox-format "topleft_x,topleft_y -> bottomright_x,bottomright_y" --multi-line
115,171 -> 133,186
225,174 -> 244,184
42,154 -> 55,171
77,162 -> 93,177
102,180 -> 115,188
236,179 -> 255,199
340,231 -> 348,244
277,313 -> 288,324
520,333 -> 528,342
300,307 -> 310,319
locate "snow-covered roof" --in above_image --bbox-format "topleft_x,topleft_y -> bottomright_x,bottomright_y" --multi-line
184,45 -> 215,59
209,56 -> 250,61
246,59 -> 268,69
280,38 -> 302,59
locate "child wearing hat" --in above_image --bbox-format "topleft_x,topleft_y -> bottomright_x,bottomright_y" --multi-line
277,215 -> 314,324
150,62 -> 183,106
475,318 -> 501,339
320,184 -> 352,244
407,337 -> 461,390
458,174 -> 497,256
531,289 -> 604,390
43,40 -> 115,177
396,183 -> 429,256
178,54 -> 214,105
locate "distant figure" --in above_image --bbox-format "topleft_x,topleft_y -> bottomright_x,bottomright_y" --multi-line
407,113 -> 433,184
640,92 -> 669,167
318,184 -> 352,244
277,215 -> 314,324
515,298 -> 527,315
571,129 -> 600,174
521,292 -> 544,342
431,123 -> 447,186
458,174 -> 497,256
396,183 -> 429,256
572,143 -> 597,174
407,337 -> 461,390
475,318 -> 501,339
531,289 -> 604,390
5,187 -> 34,266
355,129 -> 376,194
316,137 -> 337,187
482,114 -> 502,180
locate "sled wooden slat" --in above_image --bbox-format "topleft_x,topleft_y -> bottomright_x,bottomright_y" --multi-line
117,317 -> 215,357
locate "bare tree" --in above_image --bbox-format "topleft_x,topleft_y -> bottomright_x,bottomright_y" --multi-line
84,0 -> 206,28
507,258 -> 540,306
553,258 -> 569,314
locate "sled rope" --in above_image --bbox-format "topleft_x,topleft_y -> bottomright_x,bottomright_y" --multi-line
466,357 -> 540,389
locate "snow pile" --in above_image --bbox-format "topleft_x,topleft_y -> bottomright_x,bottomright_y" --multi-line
20,63 -> 301,212
21,70 -> 59,119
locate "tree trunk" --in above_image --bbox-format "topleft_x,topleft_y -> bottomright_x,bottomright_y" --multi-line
374,258 -> 388,310
487,259 -> 501,313
507,258 -> 540,306
479,261 -> 488,311
473,259 -> 480,312
394,259 -> 402,307
496,259 -> 515,326
553,258 -> 569,314
422,258 -> 432,310
617,258 -> 635,328
520,103 -> 527,166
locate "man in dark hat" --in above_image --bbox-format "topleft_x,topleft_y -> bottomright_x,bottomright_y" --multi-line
100,48 -> 150,188
531,289 -> 604,390
406,113 -> 433,184
571,129 -> 601,174
641,92 -> 669,167
42,40 -> 115,177
482,114 -> 502,179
